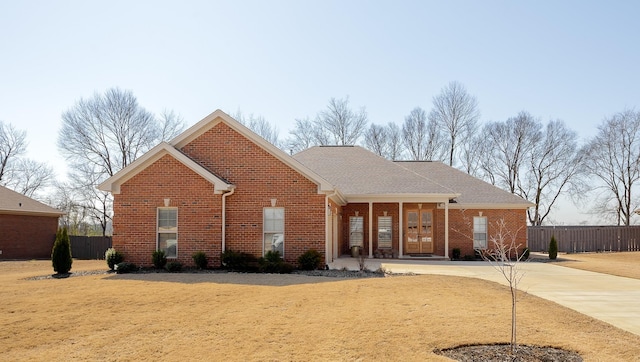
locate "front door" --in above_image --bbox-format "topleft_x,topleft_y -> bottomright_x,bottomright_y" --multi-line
404,209 -> 433,254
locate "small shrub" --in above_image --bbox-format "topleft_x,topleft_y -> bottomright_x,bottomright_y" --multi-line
51,227 -> 73,274
192,251 -> 208,270
152,250 -> 167,269
451,248 -> 461,260
297,249 -> 322,271
105,248 -> 124,270
258,250 -> 293,274
264,250 -> 282,263
166,261 -> 182,272
549,235 -> 558,260
221,249 -> 257,271
115,262 -> 137,274
463,254 -> 475,261
520,247 -> 530,261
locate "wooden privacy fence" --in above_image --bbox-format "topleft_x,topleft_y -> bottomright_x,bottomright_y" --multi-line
528,226 -> 640,253
70,236 -> 112,259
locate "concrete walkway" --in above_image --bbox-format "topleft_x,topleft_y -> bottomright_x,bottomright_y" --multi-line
329,257 -> 640,336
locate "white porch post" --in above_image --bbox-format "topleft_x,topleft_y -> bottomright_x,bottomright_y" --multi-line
368,201 -> 373,258
325,196 -> 332,264
444,200 -> 449,259
399,201 -> 403,258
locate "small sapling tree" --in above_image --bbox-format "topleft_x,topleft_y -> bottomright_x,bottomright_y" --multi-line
480,219 -> 527,356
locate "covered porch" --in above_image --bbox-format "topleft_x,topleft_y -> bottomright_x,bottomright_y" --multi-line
325,195 -> 458,263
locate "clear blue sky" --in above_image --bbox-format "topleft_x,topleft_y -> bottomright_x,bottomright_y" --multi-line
1,1 -> 639,224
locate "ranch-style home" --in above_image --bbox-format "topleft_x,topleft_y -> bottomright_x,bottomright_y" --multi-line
98,110 -> 532,267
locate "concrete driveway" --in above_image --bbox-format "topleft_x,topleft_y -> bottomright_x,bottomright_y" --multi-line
330,258 -> 640,336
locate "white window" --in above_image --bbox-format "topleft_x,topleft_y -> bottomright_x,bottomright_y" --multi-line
378,216 -> 392,248
158,208 -> 178,258
473,216 -> 487,249
349,216 -> 364,247
264,207 -> 284,256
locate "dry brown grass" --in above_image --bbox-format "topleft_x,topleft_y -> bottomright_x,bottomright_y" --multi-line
3,259 -> 640,361
557,251 -> 640,280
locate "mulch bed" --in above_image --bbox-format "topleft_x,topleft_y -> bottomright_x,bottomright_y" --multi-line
434,344 -> 582,361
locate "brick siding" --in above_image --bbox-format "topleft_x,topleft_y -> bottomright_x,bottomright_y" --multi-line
114,121 -> 326,267
0,214 -> 58,259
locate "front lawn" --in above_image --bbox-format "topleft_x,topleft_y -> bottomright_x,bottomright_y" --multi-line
2,260 -> 639,361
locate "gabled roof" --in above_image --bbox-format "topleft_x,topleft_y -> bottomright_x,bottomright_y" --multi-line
293,146 -> 459,202
98,142 -> 234,194
396,161 -> 534,209
170,109 -> 334,193
0,185 -> 64,216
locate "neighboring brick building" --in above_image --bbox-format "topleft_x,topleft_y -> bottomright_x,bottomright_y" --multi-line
99,110 -> 532,267
0,185 -> 64,259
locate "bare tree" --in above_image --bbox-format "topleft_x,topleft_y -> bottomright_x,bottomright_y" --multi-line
233,109 -> 281,147
482,112 -> 542,194
386,122 -> 404,161
459,132 -> 487,177
158,109 -> 185,142
480,219 -> 527,356
584,110 -> 640,225
402,107 -> 445,161
58,87 -> 185,235
316,97 -> 368,145
521,120 -> 586,225
0,120 -> 27,182
286,117 -> 322,154
3,158 -> 54,198
429,81 -> 480,166
364,124 -> 389,158
0,121 -> 54,198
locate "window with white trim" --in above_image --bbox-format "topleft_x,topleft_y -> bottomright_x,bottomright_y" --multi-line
349,216 -> 364,247
264,207 -> 284,256
158,208 -> 178,258
378,216 -> 392,248
473,216 -> 487,249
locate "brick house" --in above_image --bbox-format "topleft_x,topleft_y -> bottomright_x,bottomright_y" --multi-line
0,185 -> 64,259
99,110 -> 532,267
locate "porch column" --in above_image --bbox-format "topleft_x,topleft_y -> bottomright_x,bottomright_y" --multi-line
368,201 -> 373,258
444,200 -> 449,259
399,202 -> 403,257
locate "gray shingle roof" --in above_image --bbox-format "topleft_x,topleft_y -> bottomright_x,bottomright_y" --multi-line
293,146 -> 457,197
293,146 -> 532,208
396,161 -> 533,207
0,185 -> 64,216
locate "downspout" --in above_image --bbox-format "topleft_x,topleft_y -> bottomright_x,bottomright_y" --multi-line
221,188 -> 235,252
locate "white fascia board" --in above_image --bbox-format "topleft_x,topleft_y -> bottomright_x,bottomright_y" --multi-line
345,193 -> 460,204
97,142 -> 234,194
445,203 -> 534,210
170,109 -> 334,194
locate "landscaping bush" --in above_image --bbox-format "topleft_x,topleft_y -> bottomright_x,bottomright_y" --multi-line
115,262 -> 137,274
192,251 -> 208,270
166,261 -> 182,272
451,248 -> 461,261
258,250 -> 293,274
105,248 -> 124,270
520,247 -> 530,261
298,249 -> 322,270
221,249 -> 257,271
549,236 -> 558,260
152,250 -> 167,269
51,227 -> 73,274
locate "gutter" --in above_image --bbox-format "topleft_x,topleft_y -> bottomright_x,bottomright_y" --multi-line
221,188 -> 235,252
